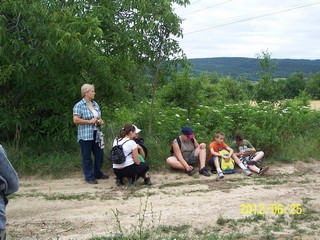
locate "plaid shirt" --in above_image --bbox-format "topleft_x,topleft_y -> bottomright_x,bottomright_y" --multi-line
73,99 -> 101,142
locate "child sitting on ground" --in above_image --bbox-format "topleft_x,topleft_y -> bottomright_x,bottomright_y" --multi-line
230,133 -> 269,175
208,131 -> 252,180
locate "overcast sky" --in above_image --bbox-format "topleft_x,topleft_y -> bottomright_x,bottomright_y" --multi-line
174,0 -> 320,59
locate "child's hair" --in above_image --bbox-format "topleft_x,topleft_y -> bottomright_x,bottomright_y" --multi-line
214,131 -> 224,140
119,124 -> 135,138
235,133 -> 244,141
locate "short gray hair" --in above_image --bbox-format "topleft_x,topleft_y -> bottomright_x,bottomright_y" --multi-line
81,84 -> 94,97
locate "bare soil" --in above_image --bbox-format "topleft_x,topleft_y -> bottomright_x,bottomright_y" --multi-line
310,100 -> 320,111
6,161 -> 320,240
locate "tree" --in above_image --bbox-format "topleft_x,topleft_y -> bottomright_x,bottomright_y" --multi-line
283,72 -> 305,99
305,72 -> 320,99
0,0 -> 190,149
254,50 -> 283,102
159,68 -> 200,119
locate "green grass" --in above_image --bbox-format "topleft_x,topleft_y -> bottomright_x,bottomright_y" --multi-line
13,192 -> 94,201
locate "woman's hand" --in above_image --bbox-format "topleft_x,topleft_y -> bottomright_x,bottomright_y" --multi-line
186,165 -> 193,172
96,118 -> 104,125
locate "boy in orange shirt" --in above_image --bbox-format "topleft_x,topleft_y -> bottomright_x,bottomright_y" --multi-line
208,131 -> 252,180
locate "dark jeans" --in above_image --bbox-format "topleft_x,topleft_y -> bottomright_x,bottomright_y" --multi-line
0,229 -> 6,240
113,162 -> 149,182
79,131 -> 104,181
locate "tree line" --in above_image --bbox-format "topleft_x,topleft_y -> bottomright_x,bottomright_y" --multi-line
1,0 -> 319,154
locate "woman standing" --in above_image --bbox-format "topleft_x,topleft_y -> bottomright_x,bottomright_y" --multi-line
113,124 -> 151,186
73,84 -> 108,184
0,144 -> 19,240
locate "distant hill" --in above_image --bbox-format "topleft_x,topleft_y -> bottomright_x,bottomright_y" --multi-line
188,57 -> 320,81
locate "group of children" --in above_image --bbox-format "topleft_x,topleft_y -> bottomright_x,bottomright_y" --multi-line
208,131 -> 269,180
167,127 -> 269,180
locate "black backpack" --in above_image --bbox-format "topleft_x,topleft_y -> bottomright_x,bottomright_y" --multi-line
108,139 -> 131,164
170,137 -> 195,155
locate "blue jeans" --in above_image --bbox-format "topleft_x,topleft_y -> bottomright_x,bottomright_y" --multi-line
79,131 -> 104,181
0,144 -> 19,232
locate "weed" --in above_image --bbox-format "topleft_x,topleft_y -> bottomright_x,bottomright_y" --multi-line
158,181 -> 186,189
302,197 -> 314,204
217,215 -> 232,226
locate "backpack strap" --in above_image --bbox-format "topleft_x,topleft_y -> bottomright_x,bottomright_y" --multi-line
117,139 -> 132,157
170,136 -> 195,155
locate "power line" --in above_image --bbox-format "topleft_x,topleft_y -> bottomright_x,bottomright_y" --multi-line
181,0 -> 232,17
183,1 -> 320,35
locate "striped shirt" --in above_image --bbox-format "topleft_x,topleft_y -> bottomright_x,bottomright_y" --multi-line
73,98 -> 101,142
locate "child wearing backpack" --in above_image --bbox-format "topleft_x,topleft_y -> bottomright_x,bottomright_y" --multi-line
208,131 -> 252,180
166,126 -> 210,177
111,124 -> 151,186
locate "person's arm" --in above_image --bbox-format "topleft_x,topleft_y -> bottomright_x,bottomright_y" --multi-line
193,139 -> 206,149
0,145 -> 19,195
73,115 -> 97,125
226,146 -> 234,159
132,148 -> 140,165
137,144 -> 146,159
241,148 -> 256,156
240,141 -> 256,156
210,147 -> 222,157
172,141 -> 190,170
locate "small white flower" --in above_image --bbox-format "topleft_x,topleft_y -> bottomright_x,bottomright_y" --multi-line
175,114 -> 180,117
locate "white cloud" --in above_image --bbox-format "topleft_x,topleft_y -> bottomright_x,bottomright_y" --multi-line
174,0 -> 320,59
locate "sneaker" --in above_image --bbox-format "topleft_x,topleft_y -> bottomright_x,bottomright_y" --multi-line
242,168 -> 252,176
186,167 -> 196,176
259,166 -> 269,175
199,167 -> 210,177
144,177 -> 152,185
217,171 -> 224,180
87,179 -> 98,184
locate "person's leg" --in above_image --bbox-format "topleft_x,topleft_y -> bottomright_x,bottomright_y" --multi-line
79,140 -> 95,182
92,131 -> 106,179
214,156 -> 224,179
113,168 -> 125,186
135,162 -> 149,180
252,151 -> 264,162
232,153 -> 252,176
208,156 -> 217,173
166,156 -> 185,170
0,197 -> 6,240
0,230 -> 6,240
214,156 -> 221,171
194,147 -> 210,176
249,165 -> 269,175
248,165 -> 260,173
116,164 -> 148,184
194,147 -> 206,169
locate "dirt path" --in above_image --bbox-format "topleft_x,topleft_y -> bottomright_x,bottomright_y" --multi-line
6,161 -> 320,240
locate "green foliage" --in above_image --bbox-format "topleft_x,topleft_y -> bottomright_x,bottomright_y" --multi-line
0,0 -> 189,148
283,72 -> 305,99
305,72 -> 320,99
2,1 -> 320,177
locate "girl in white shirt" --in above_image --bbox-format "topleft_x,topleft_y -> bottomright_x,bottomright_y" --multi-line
112,124 -> 151,186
